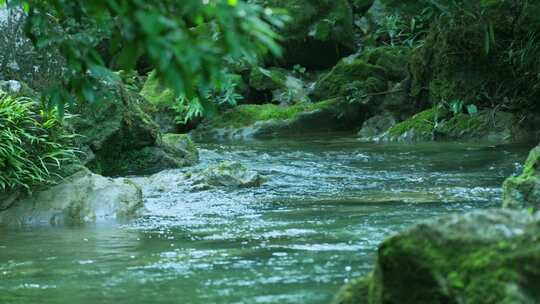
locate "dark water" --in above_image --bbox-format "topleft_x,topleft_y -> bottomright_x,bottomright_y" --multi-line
0,134 -> 533,304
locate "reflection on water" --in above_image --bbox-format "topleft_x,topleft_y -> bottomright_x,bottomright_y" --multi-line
0,134 -> 534,304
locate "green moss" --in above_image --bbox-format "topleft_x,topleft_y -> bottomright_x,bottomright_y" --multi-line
205,99 -> 338,129
438,113 -> 486,136
503,146 -> 540,210
331,274 -> 372,304
312,59 -> 387,100
248,67 -> 287,91
358,212 -> 540,304
140,70 -> 176,109
388,107 -> 446,138
362,46 -> 411,81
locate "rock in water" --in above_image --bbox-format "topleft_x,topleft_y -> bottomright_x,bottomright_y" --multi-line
333,209 -> 540,304
160,133 -> 199,165
503,144 -> 540,211
0,169 -> 144,227
190,161 -> 265,189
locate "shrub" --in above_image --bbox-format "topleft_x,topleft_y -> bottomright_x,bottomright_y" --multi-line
0,91 -> 77,192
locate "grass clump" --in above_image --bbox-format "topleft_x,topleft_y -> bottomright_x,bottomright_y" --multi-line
0,91 -> 77,192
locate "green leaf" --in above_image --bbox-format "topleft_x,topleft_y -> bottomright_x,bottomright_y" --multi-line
467,104 -> 478,116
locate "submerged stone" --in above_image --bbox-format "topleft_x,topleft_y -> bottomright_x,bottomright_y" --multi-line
334,209 -> 540,304
0,169 -> 144,227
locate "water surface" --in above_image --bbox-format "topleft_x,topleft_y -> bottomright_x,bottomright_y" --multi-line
0,135 -> 533,304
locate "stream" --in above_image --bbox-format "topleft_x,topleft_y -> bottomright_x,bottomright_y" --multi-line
0,134 -> 533,304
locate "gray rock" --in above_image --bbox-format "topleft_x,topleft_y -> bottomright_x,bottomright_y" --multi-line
0,169 -> 144,227
0,80 -> 22,93
160,133 -> 199,165
190,161 -> 265,189
358,112 -> 396,140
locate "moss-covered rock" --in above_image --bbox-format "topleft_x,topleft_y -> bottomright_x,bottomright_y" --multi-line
332,274 -> 371,304
253,0 -> 355,68
384,107 -> 446,141
160,133 -> 199,165
503,144 -> 540,211
380,108 -> 530,143
334,209 -> 540,304
311,57 -> 387,101
192,98 -> 361,139
70,84 -> 197,176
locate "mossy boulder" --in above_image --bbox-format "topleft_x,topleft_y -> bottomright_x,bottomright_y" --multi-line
253,0 -> 355,68
311,57 -> 387,101
503,144 -> 540,211
334,209 -> 540,304
380,108 -> 530,142
0,169 -> 144,227
332,275 -> 371,304
383,107 -> 446,142
192,98 -> 361,139
70,84 -> 197,176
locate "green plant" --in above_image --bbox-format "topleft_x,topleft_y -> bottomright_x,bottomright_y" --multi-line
1,0 -> 284,117
292,64 -> 306,75
0,91 -> 77,192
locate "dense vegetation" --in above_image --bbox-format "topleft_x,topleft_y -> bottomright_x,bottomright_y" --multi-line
0,91 -> 75,193
1,0 -> 540,303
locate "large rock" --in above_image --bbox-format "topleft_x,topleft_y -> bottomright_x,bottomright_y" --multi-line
70,84 -> 198,176
254,0 -> 356,69
0,169 -> 144,227
192,98 -> 361,140
372,108 -> 532,143
333,209 -> 540,304
503,144 -> 540,211
310,56 -> 387,101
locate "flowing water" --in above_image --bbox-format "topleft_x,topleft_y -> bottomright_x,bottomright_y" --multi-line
0,134 -> 533,304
